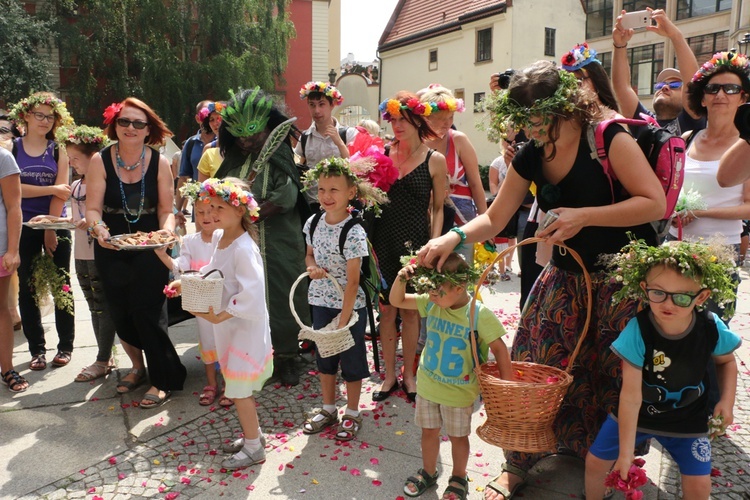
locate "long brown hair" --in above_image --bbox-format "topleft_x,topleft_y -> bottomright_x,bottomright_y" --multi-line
105,97 -> 173,146
390,91 -> 438,145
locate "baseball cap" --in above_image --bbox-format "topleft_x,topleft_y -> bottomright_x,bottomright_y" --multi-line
657,68 -> 682,83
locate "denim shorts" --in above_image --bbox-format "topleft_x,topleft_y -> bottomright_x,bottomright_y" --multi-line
312,305 -> 369,381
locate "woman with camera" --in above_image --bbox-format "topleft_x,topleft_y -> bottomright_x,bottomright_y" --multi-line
419,61 -> 665,499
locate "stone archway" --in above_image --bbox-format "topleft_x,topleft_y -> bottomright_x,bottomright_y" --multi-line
332,73 -> 380,128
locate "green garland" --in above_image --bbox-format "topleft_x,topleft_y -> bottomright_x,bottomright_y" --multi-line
301,156 -> 388,215
9,92 -> 74,131
31,250 -> 74,316
480,70 -> 580,143
57,125 -> 111,149
399,253 -> 481,294
600,237 -> 737,318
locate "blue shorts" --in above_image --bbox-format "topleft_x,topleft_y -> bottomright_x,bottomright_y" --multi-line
312,305 -> 369,382
589,415 -> 712,476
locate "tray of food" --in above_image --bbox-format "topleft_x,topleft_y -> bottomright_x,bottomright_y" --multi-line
23,215 -> 77,230
107,231 -> 178,250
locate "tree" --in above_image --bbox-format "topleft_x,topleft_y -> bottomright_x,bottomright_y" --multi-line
43,0 -> 295,137
0,0 -> 53,106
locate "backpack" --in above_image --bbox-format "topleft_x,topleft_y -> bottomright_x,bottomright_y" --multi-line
586,114 -> 686,237
308,210 -> 386,371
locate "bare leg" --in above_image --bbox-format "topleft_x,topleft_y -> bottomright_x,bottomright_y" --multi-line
681,474 -> 711,500
204,363 -> 218,388
400,308 -> 420,394
234,396 -> 260,440
584,452 -> 615,500
118,340 -> 145,388
405,427 -> 441,495
0,276 -> 17,373
377,304 -> 399,392
345,379 -> 362,411
450,435 -> 470,478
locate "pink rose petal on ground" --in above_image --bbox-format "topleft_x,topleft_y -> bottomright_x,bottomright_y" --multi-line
180,477 -> 191,485
108,457 -> 117,465
87,487 -> 96,493
372,479 -> 382,486
246,485 -> 255,491
118,473 -> 126,480
92,497 -> 103,500
158,485 -> 166,493
350,468 -> 361,476
278,464 -> 284,471
165,493 -> 180,500
370,458 -> 379,465
340,465 -> 348,471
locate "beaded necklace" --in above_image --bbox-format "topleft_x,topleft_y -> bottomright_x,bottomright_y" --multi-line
115,143 -> 145,171
115,151 -> 147,224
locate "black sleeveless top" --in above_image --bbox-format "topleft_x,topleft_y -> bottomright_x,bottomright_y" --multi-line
101,145 -> 161,235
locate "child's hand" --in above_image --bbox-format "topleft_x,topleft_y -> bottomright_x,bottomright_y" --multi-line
611,453 -> 635,481
193,306 -> 224,324
710,403 -> 733,438
307,265 -> 327,280
164,281 -> 181,298
397,264 -> 417,282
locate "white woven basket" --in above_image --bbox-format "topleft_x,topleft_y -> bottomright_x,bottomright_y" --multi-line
181,269 -> 224,313
290,272 -> 358,358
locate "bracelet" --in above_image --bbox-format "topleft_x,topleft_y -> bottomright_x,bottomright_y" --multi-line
87,220 -> 109,237
613,42 -> 628,49
449,227 -> 467,249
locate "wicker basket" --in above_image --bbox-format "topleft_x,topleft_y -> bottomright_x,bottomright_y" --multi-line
470,237 -> 592,453
181,269 -> 224,313
290,272 -> 359,358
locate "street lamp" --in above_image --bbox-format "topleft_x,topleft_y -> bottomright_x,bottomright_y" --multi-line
371,66 -> 379,82
738,33 -> 750,56
328,69 -> 337,85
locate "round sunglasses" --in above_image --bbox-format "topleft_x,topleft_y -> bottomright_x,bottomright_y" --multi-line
645,288 -> 705,308
116,118 -> 148,129
703,83 -> 743,95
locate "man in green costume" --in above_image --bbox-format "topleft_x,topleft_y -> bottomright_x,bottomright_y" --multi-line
214,87 -> 310,386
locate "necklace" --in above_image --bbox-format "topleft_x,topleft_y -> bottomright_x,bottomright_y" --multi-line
115,144 -> 145,171
116,158 -> 147,224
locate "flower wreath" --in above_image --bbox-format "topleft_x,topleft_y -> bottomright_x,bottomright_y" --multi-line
180,178 -> 260,221
58,125 -> 111,148
399,253 -> 481,294
198,102 -> 227,122
481,69 -> 580,142
691,50 -> 750,83
299,81 -> 344,106
379,97 -> 436,121
560,42 -> 600,72
600,237 -> 737,318
301,156 -> 389,215
9,93 -> 74,129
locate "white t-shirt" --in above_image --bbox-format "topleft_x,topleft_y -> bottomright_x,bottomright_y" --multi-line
0,148 -> 19,256
294,119 -> 358,169
303,213 -> 369,309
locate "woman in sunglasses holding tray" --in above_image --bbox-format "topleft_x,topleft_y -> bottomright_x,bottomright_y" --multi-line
86,98 -> 186,408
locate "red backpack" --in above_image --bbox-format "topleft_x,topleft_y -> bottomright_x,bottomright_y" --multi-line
586,114 -> 686,236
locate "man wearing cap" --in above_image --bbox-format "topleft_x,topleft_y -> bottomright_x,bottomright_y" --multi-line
611,8 -> 705,136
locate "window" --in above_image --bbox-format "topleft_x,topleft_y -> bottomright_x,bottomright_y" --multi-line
454,89 -> 465,102
429,49 -> 438,71
476,28 -> 492,63
585,0 -> 613,39
677,0 -> 732,20
544,28 -> 556,57
599,51 -> 612,77
622,0 -> 666,12
684,31 -> 728,66
626,43 -> 664,95
473,92 -> 485,113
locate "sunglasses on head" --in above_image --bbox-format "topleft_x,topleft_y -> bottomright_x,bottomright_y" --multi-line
654,81 -> 682,91
703,83 -> 743,95
645,288 -> 705,308
116,118 -> 148,130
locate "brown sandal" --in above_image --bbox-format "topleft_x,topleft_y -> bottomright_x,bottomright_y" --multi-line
116,368 -> 146,394
218,393 -> 234,407
51,351 -> 72,367
30,354 -> 47,371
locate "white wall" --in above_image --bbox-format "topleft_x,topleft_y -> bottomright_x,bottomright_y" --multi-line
312,1 -> 330,82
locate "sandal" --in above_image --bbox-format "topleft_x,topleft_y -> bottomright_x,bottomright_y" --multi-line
51,351 -> 72,367
75,362 -> 113,382
302,408 -> 338,434
404,468 -> 439,497
336,414 -> 362,441
116,368 -> 146,394
484,464 -> 527,500
30,354 -> 47,371
2,369 -> 29,393
199,385 -> 217,406
140,390 -> 171,409
442,475 -> 469,500
218,393 -> 234,407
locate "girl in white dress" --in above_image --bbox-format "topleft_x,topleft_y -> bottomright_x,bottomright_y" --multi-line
166,177 -> 271,469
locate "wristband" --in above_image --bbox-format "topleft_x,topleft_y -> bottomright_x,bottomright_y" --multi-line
87,220 -> 109,237
449,227 -> 467,249
613,42 -> 628,49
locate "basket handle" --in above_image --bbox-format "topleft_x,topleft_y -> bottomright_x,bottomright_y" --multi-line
469,237 -> 592,376
181,269 -> 224,279
289,271 -> 346,330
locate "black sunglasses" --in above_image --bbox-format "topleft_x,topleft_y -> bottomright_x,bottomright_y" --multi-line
116,118 -> 148,130
703,83 -> 743,95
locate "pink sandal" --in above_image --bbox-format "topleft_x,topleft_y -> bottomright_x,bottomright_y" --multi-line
218,393 -> 234,407
199,385 -> 217,406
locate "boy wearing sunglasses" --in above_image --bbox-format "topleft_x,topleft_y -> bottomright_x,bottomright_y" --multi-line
584,239 -> 740,500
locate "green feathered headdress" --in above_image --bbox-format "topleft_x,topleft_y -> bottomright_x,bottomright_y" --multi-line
221,87 -> 273,137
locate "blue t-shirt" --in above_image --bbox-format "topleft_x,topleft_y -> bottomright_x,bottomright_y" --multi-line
178,132 -> 204,180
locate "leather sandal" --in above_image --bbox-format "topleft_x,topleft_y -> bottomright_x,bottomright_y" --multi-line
140,390 -> 171,409
442,475 -> 469,500
75,361 -> 113,382
2,369 -> 29,393
30,354 -> 47,371
51,351 -> 72,367
404,468 -> 439,497
302,408 -> 338,434
335,414 -> 362,441
116,368 -> 146,394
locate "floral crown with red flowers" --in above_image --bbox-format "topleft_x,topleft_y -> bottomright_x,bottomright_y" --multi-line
102,103 -> 123,125
197,102 -> 227,122
691,50 -> 750,83
560,42 -> 600,72
379,97 -> 434,121
9,92 -> 74,130
299,81 -> 344,106
180,178 -> 259,221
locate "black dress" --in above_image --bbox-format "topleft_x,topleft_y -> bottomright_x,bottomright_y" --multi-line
94,146 -> 187,391
371,150 -> 434,303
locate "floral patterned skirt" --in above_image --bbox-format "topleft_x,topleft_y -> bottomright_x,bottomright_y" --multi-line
503,264 -> 641,471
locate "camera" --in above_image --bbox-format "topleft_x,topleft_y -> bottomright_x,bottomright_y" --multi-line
513,141 -> 528,152
734,103 -> 750,142
495,69 -> 516,90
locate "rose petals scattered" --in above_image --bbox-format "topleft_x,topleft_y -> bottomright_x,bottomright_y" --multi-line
180,477 -> 191,484
340,465 -> 348,471
246,485 -> 255,491
370,457 -> 379,465
372,479 -> 382,486
350,468 -> 361,476
87,487 -> 96,493
108,457 -> 117,465
165,493 -> 180,500
118,473 -> 126,480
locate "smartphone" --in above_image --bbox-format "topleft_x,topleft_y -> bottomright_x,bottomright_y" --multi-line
620,10 -> 652,30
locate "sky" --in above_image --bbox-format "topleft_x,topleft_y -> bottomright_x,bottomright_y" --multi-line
340,0 -> 400,63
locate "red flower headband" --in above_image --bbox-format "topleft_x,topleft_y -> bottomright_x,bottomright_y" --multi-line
103,103 -> 123,125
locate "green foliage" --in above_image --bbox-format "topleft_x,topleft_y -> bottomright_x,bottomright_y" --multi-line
0,0 -> 53,104
42,0 -> 295,135
478,164 -> 490,192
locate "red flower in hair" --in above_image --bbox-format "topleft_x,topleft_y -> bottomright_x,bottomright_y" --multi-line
437,102 -> 449,111
412,103 -> 426,115
103,103 -> 123,125
406,98 -> 420,109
